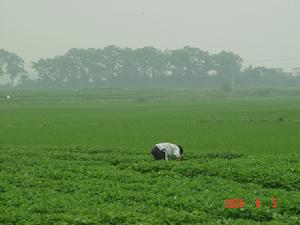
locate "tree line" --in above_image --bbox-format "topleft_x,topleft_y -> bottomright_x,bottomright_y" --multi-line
0,46 -> 299,89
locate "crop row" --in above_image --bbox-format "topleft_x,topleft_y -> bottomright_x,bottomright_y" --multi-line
0,146 -> 299,224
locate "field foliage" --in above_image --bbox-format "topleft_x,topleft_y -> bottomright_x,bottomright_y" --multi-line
0,89 -> 299,224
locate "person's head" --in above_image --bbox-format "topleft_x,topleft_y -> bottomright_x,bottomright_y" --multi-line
177,145 -> 183,155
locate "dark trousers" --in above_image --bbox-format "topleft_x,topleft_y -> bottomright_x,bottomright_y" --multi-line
151,146 -> 165,160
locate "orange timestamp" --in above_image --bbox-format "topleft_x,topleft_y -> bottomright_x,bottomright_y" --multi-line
224,197 -> 278,209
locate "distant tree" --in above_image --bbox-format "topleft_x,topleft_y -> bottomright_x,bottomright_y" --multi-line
167,48 -> 190,78
0,49 -> 26,88
32,46 -> 267,88
211,51 -> 243,88
242,65 -> 263,86
64,48 -> 93,83
0,51 -> 4,77
242,65 -> 290,87
32,58 -> 59,84
102,45 -> 124,83
131,47 -> 163,79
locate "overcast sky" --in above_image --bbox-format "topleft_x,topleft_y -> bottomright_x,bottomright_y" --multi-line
1,0 -> 300,71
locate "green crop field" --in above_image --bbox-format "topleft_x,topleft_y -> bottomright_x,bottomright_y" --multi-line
0,89 -> 299,224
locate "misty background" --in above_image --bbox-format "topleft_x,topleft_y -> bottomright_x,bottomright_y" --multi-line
0,0 -> 300,88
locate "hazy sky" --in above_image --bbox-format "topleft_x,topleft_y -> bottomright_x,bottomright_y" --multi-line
1,0 -> 300,71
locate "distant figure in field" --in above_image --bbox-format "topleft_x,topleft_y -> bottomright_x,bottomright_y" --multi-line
151,143 -> 183,161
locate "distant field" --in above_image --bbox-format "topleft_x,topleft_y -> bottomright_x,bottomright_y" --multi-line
0,89 -> 299,153
0,89 -> 299,224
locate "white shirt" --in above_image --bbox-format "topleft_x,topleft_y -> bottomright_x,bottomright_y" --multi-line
155,143 -> 181,161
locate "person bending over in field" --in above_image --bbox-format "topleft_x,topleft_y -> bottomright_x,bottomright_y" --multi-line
151,143 -> 183,161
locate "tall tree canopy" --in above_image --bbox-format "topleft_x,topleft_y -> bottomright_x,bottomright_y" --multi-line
1,46 -> 293,89
31,46 -> 245,88
0,49 -> 26,88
